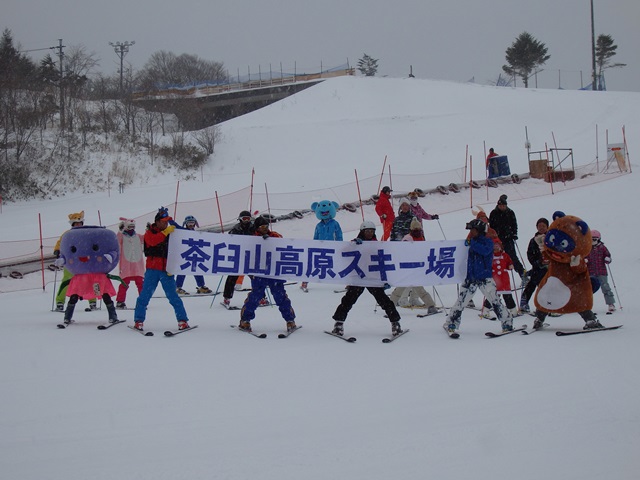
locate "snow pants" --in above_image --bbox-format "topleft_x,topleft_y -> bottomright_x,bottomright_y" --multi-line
240,276 -> 295,323
448,278 -> 511,330
134,269 -> 188,323
115,275 -> 144,303
333,286 -> 400,323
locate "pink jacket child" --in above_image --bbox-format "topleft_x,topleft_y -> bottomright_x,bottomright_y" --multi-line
115,218 -> 145,308
482,239 -> 518,314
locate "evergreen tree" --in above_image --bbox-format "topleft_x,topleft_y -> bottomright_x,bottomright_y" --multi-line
357,54 -> 378,77
502,32 -> 550,88
595,34 -> 626,90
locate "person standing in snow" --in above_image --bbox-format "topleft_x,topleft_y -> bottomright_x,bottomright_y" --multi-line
175,215 -> 212,295
585,229 -> 616,313
53,211 -> 97,312
330,221 -> 404,338
221,211 -> 255,308
375,186 -> 395,241
481,239 -> 518,317
115,217 -> 145,309
444,218 -> 512,335
238,216 -> 297,333
489,194 -> 525,279
407,190 -> 439,226
390,201 -> 415,241
133,207 -> 190,332
389,218 -> 439,313
519,218 -> 549,313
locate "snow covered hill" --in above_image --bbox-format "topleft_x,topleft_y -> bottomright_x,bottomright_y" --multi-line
1,77 -> 639,480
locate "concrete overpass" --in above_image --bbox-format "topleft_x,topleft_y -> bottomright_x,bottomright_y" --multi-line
132,68 -> 354,130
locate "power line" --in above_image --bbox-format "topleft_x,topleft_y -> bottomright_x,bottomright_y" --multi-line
109,40 -> 135,94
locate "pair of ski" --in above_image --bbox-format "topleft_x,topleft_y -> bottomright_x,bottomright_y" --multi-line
215,281 -> 298,296
230,324 -> 302,339
221,301 -> 272,310
523,324 -> 622,336
441,324 -> 529,339
383,308 -> 442,319
323,329 -> 409,343
57,319 -> 125,329
127,324 -> 199,337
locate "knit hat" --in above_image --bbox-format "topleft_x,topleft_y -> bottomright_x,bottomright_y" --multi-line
410,218 -> 422,230
536,217 -> 549,227
68,211 -> 85,226
497,194 -> 508,206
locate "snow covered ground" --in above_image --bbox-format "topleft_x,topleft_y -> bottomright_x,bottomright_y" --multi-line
1,77 -> 639,480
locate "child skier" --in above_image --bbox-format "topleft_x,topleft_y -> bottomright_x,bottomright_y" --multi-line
585,229 -> 616,313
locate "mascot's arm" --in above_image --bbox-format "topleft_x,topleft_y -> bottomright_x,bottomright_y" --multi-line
569,255 -> 588,273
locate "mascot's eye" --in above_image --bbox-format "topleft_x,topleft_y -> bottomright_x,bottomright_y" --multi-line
70,246 -> 77,253
92,244 -> 99,251
560,239 -> 569,249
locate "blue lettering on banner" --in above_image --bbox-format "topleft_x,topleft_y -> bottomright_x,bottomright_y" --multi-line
274,245 -> 305,275
305,247 -> 337,279
338,251 -> 366,279
368,248 -> 396,281
424,246 -> 457,278
179,238 -> 212,273
244,244 -> 271,275
211,242 -> 241,273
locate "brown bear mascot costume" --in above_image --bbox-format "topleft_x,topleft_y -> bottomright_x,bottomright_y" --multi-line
533,211 -> 605,330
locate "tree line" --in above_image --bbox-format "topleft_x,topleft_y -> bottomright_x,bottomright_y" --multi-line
357,32 -> 625,91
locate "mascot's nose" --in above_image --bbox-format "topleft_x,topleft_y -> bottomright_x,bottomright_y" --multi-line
79,256 -> 89,262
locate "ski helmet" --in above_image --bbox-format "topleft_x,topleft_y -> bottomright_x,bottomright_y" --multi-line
466,218 -> 486,233
591,229 -> 601,240
360,220 -> 376,231
183,215 -> 198,228
254,216 -> 269,228
238,210 -> 252,220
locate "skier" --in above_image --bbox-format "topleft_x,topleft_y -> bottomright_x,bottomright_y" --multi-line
133,207 -> 190,332
330,221 -> 404,338
444,218 -> 512,335
407,190 -> 439,226
519,218 -> 549,313
53,211 -> 97,312
238,216 -> 297,333
54,226 -> 121,326
222,211 -> 255,308
175,215 -> 212,295
389,218 -> 439,313
375,186 -> 395,241
481,239 -> 518,317
389,201 -> 415,241
489,194 -> 525,278
115,217 -> 145,309
585,229 -> 616,313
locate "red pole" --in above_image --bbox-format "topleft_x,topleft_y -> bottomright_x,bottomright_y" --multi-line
388,164 -> 393,210
215,191 -> 225,233
376,155 -> 387,194
354,169 -> 365,221
38,213 -> 45,291
249,168 -> 255,212
469,154 -> 473,208
623,125 -> 632,173
173,181 -> 180,218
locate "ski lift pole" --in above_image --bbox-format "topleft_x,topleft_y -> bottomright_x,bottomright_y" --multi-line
376,155 -> 387,194
436,218 -> 447,240
214,190 -> 224,233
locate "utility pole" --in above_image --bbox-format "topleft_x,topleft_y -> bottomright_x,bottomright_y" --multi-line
52,39 -> 66,130
590,0 -> 598,90
109,40 -> 135,94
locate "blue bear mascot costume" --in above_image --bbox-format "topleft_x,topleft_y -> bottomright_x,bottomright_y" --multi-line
55,226 -> 122,326
300,200 -> 343,292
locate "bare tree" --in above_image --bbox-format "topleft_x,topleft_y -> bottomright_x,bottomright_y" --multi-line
137,51 -> 227,90
192,126 -> 220,155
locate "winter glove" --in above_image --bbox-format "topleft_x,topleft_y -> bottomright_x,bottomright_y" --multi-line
262,233 -> 270,239
353,238 -> 363,245
431,214 -> 439,220
381,214 -> 387,220
513,235 -> 518,240
162,225 -> 176,236
54,257 -> 65,267
383,283 -> 391,290
570,255 -> 581,267
604,257 -> 611,264
53,249 -> 60,258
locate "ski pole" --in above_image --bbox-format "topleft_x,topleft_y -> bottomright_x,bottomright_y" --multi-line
509,269 -> 520,307
436,218 -> 447,240
209,275 -> 226,308
606,263 -> 623,309
51,267 -> 59,311
432,286 -> 448,315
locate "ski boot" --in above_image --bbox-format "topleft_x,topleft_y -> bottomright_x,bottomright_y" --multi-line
178,321 -> 190,330
196,286 -> 212,294
238,320 -> 252,332
331,321 -> 344,336
391,321 -> 403,336
286,321 -> 297,333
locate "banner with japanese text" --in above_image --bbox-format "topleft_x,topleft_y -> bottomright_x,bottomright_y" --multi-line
167,230 -> 468,287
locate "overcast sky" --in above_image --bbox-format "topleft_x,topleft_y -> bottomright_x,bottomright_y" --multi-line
5,0 -> 639,92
